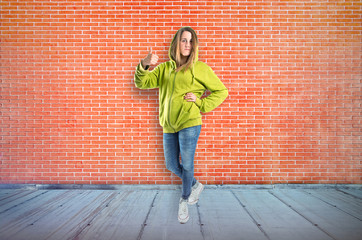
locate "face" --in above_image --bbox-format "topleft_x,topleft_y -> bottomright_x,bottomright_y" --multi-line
179,31 -> 193,58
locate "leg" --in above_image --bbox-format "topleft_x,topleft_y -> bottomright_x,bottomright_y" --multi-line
178,125 -> 201,199
163,132 -> 183,179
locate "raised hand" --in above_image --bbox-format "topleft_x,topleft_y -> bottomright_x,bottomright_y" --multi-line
142,48 -> 159,69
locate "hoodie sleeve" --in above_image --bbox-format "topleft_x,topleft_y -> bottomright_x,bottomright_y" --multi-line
194,63 -> 228,113
134,62 -> 161,89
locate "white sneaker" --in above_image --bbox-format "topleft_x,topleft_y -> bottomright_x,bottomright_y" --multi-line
188,181 -> 204,205
178,198 -> 189,224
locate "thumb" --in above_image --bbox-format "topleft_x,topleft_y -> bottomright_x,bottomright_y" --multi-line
149,47 -> 152,55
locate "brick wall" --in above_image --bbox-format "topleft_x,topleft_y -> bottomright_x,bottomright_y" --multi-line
1,0 -> 361,185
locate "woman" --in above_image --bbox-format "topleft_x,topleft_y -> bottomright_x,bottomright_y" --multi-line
134,27 -> 228,224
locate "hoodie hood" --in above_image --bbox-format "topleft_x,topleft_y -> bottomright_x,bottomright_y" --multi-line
168,27 -> 199,71
168,27 -> 199,84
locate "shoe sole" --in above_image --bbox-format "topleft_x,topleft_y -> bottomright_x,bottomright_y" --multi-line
178,215 -> 189,224
188,184 -> 204,205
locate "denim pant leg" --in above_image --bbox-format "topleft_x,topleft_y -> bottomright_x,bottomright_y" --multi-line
163,125 -> 201,200
163,132 -> 182,179
178,125 -> 201,199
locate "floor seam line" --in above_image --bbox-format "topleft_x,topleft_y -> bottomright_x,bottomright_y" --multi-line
301,189 -> 362,221
196,202 -> 206,240
70,191 -> 121,240
268,190 -> 337,240
137,190 -> 159,240
231,190 -> 271,240
336,188 -> 362,200
0,190 -> 49,215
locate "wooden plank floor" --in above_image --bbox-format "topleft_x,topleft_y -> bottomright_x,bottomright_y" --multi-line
0,186 -> 361,240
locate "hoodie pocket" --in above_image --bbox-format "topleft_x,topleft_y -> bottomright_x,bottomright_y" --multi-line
174,101 -> 201,128
188,102 -> 202,119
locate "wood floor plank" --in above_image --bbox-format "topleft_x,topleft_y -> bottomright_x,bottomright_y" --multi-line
0,187 -> 360,240
140,190 -> 204,240
303,189 -> 362,220
272,189 -> 362,240
75,190 -> 157,240
0,190 -> 40,206
337,188 -> 362,199
198,189 -> 269,240
0,190 -> 117,240
233,189 -> 332,240
0,189 -> 28,201
0,190 -> 76,233
0,190 -> 49,215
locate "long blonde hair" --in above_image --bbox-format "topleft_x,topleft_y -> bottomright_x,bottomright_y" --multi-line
169,27 -> 199,72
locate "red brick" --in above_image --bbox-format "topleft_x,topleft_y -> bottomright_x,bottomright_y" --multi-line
0,0 -> 361,185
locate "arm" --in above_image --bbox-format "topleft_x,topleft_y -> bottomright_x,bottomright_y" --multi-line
194,65 -> 228,113
134,63 -> 160,89
134,49 -> 160,89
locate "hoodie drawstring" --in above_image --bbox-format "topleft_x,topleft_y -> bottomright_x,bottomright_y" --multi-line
191,64 -> 195,85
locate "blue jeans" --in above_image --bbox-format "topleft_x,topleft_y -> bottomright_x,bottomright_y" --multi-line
163,125 -> 201,200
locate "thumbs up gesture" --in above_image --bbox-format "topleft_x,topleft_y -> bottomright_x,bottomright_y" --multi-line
142,48 -> 159,69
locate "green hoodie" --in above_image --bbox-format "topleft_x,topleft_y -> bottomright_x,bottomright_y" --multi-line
134,31 -> 228,133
